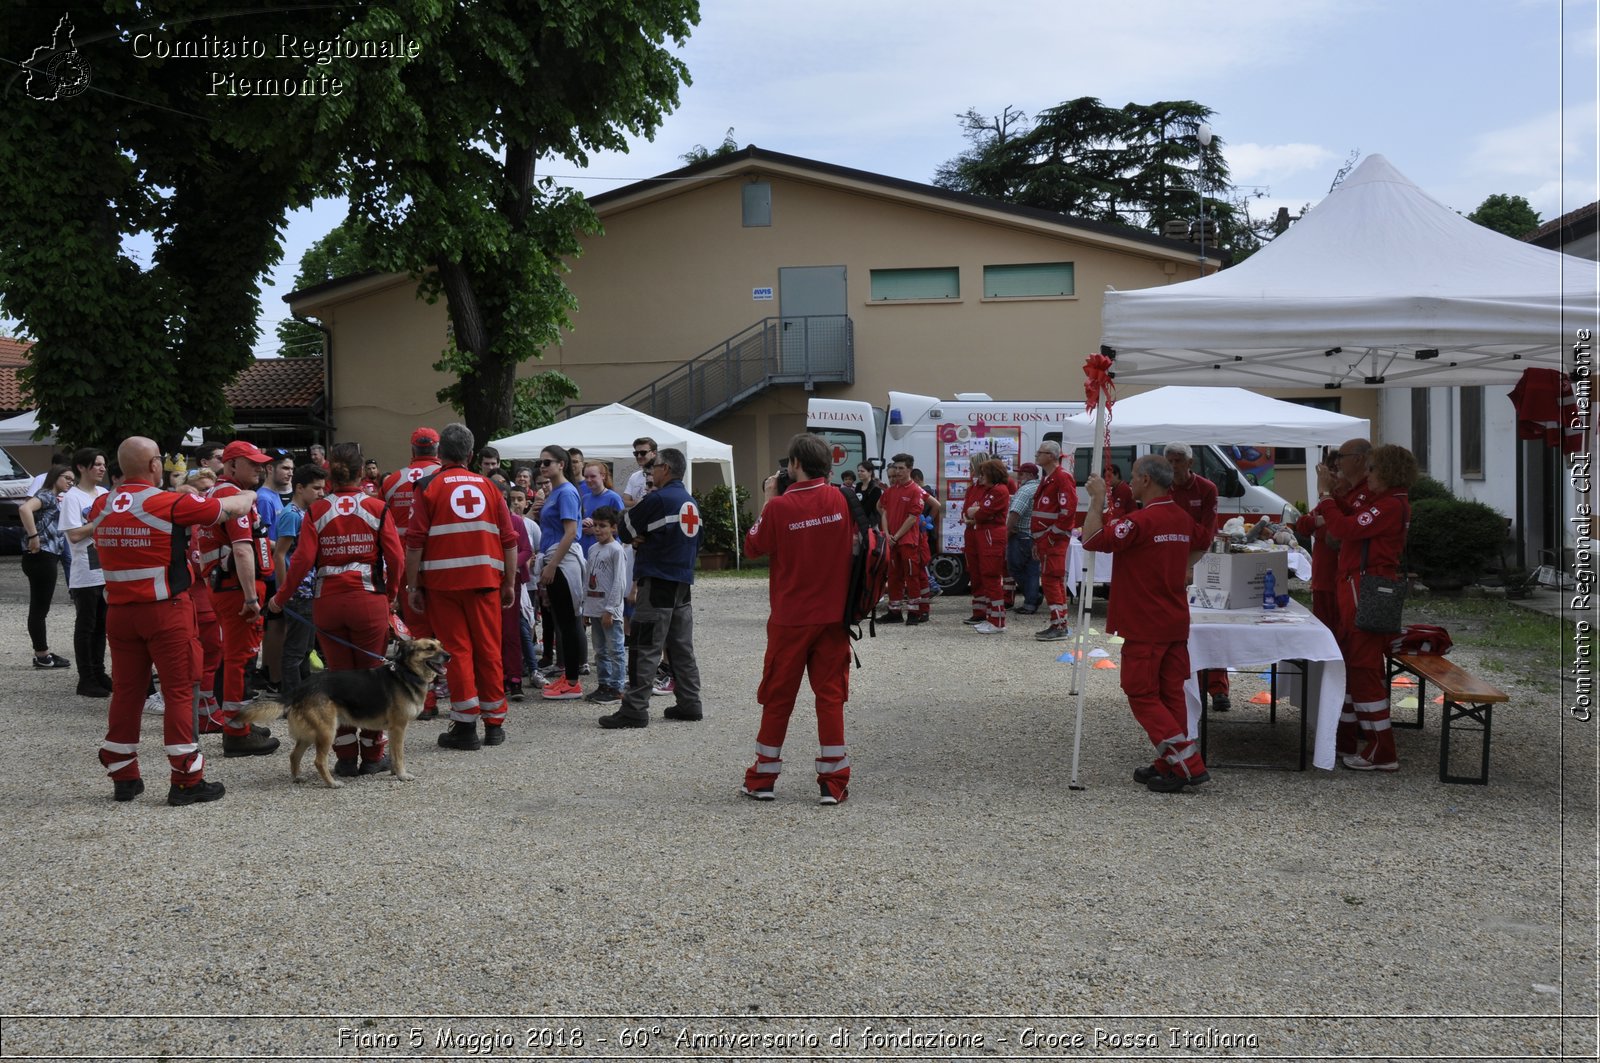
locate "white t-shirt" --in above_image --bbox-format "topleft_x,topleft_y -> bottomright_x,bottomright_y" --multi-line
60,483 -> 108,590
624,468 -> 648,505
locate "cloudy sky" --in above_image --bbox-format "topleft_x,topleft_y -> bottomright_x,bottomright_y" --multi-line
22,0 -> 1595,354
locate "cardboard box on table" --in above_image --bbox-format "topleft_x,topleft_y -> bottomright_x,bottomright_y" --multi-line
1191,550 -> 1290,610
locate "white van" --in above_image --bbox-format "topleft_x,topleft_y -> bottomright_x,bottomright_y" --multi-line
808,392 -> 1295,590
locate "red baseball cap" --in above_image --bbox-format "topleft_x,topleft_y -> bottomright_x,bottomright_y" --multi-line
221,440 -> 272,464
411,427 -> 440,446
1020,462 -> 1039,476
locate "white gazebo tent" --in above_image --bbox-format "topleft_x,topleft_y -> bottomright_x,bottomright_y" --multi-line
1102,154 -> 1595,389
491,403 -> 740,555
1060,385 -> 1372,508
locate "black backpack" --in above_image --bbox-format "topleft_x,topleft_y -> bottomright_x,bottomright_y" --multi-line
839,485 -> 890,667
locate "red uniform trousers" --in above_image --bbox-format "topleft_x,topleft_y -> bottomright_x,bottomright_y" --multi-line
1335,577 -> 1396,765
1200,669 -> 1231,697
1038,540 -> 1071,630
886,542 -> 928,616
964,531 -> 983,620
1120,639 -> 1207,780
744,621 -> 850,793
212,581 -> 264,737
398,591 -> 445,712
190,583 -> 224,731
1310,589 -> 1338,629
973,542 -> 1008,628
314,591 -> 392,765
429,587 -> 507,726
99,595 -> 205,787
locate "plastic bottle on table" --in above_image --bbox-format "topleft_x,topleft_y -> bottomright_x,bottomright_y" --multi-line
1262,569 -> 1277,610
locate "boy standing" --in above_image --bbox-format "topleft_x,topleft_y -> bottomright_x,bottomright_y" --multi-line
582,506 -> 628,703
272,464 -> 327,703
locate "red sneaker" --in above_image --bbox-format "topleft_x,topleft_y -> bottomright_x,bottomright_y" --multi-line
541,677 -> 583,701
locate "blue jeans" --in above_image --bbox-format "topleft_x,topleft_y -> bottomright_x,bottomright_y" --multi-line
1007,532 -> 1042,607
279,598 -> 316,703
588,614 -> 624,690
519,607 -> 538,677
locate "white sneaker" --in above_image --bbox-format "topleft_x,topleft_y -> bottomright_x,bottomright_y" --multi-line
973,621 -> 1002,634
143,692 -> 165,715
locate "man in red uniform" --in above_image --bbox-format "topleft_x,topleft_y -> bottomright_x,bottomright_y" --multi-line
1164,442 -> 1229,711
382,427 -> 446,715
203,440 -> 280,756
1029,441 -> 1078,641
877,453 -> 937,626
741,433 -> 856,805
92,437 -> 256,805
405,423 -> 518,751
1082,455 -> 1209,792
1295,438 -> 1371,751
1103,463 -> 1135,521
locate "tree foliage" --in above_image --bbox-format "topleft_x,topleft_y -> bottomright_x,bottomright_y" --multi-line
680,127 -> 740,165
327,0 -> 699,449
0,5 -> 332,450
1467,193 -> 1542,238
933,98 -> 1252,256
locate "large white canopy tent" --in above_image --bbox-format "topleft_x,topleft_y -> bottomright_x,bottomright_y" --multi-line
491,403 -> 740,556
1101,154 -> 1597,389
1060,385 -> 1372,507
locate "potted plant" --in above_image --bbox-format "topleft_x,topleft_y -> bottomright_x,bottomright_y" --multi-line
697,483 -> 751,570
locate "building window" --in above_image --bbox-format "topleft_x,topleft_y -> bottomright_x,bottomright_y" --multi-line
1411,387 -> 1430,475
742,181 -> 771,227
982,262 -> 1075,298
869,267 -> 959,301
1271,397 -> 1342,466
1460,385 -> 1484,478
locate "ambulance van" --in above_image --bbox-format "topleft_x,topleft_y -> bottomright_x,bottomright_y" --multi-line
808,391 -> 1296,591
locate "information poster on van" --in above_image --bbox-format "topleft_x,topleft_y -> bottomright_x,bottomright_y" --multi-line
937,426 -> 1022,554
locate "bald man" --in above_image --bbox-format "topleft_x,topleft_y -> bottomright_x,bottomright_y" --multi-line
91,438 -> 254,805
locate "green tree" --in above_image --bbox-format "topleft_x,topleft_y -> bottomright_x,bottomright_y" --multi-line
680,127 -> 739,165
0,5 -> 335,450
328,0 -> 699,448
1467,193 -> 1541,238
933,97 -> 1246,255
276,219 -> 379,358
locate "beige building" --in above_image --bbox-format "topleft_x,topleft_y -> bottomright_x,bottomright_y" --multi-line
287,147 -> 1374,489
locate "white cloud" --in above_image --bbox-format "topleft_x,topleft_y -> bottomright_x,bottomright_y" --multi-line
1226,143 -> 1339,184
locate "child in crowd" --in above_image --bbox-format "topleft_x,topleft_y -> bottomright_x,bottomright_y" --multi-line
581,506 -> 628,703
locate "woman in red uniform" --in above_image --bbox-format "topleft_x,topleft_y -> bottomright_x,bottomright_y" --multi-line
1313,444 -> 1416,772
270,442 -> 403,776
965,459 -> 1011,633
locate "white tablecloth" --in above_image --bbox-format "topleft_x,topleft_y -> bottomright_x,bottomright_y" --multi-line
1067,536 -> 1112,593
1183,599 -> 1344,771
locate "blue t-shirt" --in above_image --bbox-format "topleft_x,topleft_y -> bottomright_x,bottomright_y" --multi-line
256,487 -> 283,540
580,487 -> 624,552
273,503 -> 316,599
539,481 -> 582,553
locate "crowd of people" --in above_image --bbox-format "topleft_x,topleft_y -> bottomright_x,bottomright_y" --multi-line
42,415 -> 1415,808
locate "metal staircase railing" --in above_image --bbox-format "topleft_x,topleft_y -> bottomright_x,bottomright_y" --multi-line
558,315 -> 852,427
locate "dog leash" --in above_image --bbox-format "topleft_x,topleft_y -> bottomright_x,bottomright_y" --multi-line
276,603 -> 391,665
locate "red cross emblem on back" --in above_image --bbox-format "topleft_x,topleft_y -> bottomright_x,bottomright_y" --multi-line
450,483 -> 486,520
407,467 -> 426,483
336,495 -> 358,516
678,500 -> 701,536
111,493 -> 133,513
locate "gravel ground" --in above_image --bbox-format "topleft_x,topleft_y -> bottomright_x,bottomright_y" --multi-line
0,561 -> 1592,1061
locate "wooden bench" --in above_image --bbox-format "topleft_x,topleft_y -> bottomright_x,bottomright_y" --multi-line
1387,653 -> 1510,785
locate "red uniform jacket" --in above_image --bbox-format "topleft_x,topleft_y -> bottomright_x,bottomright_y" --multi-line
1082,497 -> 1193,643
1294,480 -> 1358,592
1317,486 -> 1410,582
880,480 -> 927,550
744,477 -> 853,626
1030,465 -> 1078,546
381,458 -> 442,533
1106,481 -> 1135,522
406,464 -> 517,591
1169,473 -> 1219,543
277,489 -> 404,604
199,479 -> 272,589
91,481 -> 222,605
967,481 -> 1010,550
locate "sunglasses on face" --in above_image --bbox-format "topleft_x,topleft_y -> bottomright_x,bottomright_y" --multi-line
539,458 -> 558,466
634,450 -> 652,457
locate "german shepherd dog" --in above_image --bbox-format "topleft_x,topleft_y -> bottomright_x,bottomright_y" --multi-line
236,638 -> 450,788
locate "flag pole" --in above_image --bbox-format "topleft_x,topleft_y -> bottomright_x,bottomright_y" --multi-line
1066,398 -> 1105,791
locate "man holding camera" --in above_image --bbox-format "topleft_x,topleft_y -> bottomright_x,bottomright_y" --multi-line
741,433 -> 855,805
